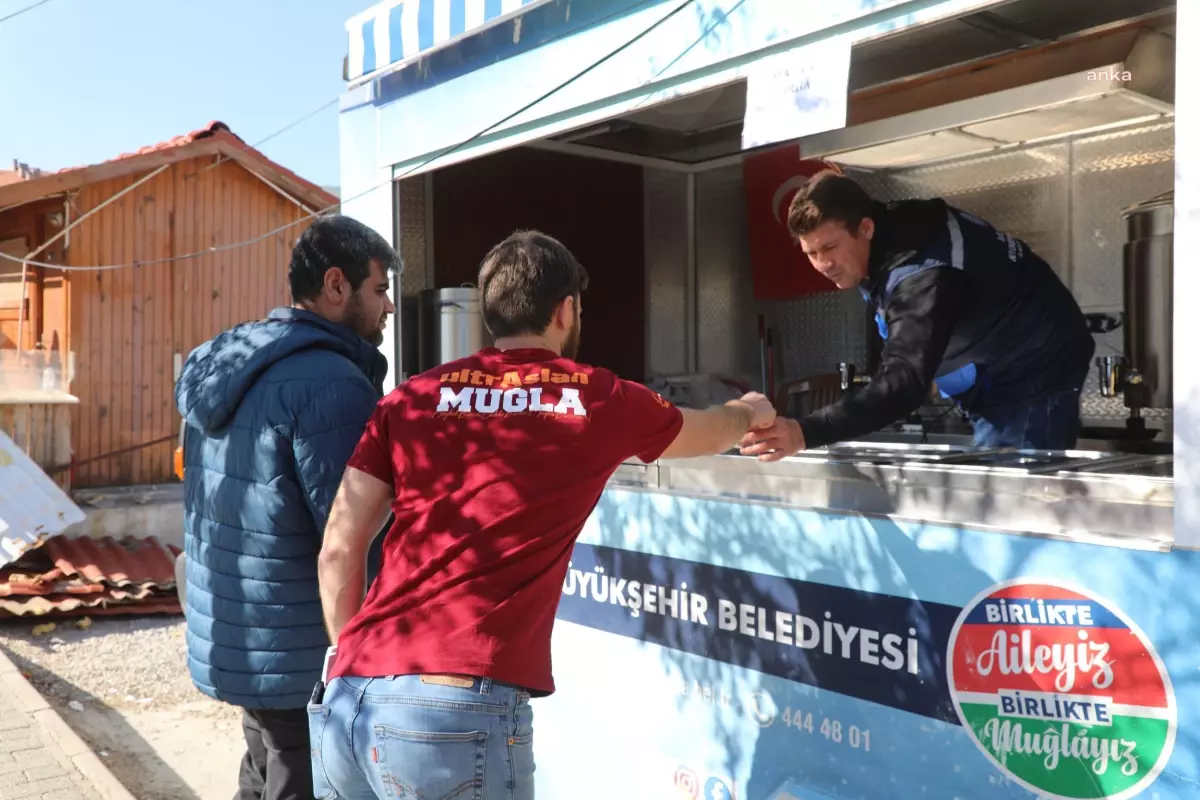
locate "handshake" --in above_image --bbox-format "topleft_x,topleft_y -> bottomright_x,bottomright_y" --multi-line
729,392 -> 807,462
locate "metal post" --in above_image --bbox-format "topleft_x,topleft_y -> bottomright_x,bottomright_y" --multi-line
424,172 -> 436,291
685,172 -> 698,374
391,179 -> 404,382
1062,139 -> 1074,294
14,260 -> 28,354
1175,0 -> 1198,548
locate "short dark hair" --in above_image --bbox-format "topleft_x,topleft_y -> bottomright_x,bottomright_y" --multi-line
477,231 -> 589,338
787,171 -> 874,237
288,215 -> 400,302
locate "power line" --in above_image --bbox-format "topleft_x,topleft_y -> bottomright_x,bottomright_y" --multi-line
628,0 -> 749,114
0,0 -> 52,24
3,0 -> 698,272
243,98 -> 341,151
0,0 -> 698,273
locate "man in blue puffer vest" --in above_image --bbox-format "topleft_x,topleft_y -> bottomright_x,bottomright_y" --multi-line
742,171 -> 1094,460
175,214 -> 396,800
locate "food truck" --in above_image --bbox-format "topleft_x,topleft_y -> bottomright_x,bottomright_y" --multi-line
337,0 -> 1193,796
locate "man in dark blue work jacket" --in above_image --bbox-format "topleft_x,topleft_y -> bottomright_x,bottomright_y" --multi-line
741,171 -> 1095,461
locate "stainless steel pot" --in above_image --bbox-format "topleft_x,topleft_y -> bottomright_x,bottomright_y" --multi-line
418,287 -> 491,373
1122,190 -> 1173,409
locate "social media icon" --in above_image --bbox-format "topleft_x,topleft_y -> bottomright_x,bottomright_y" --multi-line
704,777 -> 735,800
674,767 -> 699,798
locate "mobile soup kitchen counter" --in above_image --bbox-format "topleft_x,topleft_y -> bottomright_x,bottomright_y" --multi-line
338,0 -> 1195,797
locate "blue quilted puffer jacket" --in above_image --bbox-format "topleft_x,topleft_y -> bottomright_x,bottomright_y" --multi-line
175,307 -> 388,709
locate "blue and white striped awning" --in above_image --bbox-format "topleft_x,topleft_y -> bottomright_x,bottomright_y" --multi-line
346,0 -> 553,82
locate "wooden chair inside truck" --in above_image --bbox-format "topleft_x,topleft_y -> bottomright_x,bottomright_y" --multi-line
774,373 -> 842,418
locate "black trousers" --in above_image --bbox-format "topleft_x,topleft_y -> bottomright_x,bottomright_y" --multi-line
235,708 -> 314,800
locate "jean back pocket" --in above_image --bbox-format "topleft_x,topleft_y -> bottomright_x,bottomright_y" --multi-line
374,725 -> 487,800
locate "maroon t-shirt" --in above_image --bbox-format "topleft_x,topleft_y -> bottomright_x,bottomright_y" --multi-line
329,347 -> 683,694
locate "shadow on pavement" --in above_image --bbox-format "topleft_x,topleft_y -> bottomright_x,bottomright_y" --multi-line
0,643 -> 204,800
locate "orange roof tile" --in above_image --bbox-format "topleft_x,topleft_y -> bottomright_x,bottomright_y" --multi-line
57,121 -> 232,172
1,121 -> 337,212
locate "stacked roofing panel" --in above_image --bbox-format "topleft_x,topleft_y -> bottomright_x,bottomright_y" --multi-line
0,536 -> 181,617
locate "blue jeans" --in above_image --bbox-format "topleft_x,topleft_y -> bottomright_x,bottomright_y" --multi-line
308,675 -> 535,800
968,388 -> 1083,450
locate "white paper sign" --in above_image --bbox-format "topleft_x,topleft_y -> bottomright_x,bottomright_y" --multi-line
741,38 -> 852,151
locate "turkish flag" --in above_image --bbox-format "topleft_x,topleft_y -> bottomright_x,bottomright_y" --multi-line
742,144 -> 841,301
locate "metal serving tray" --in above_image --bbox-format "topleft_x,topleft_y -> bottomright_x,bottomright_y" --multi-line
801,443 -> 1131,475
1065,454 -> 1174,479
803,441 -> 975,464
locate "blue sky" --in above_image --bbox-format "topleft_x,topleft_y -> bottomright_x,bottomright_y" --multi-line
0,0 -> 369,188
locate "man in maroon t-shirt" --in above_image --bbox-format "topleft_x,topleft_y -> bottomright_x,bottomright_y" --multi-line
311,230 -> 774,799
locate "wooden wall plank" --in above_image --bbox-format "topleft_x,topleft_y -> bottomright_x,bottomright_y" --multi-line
65,156 -> 322,487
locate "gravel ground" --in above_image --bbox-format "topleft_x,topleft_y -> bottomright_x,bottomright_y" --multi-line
0,615 -> 204,709
0,615 -> 244,800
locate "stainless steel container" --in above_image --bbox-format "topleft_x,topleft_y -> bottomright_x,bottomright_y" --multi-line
419,287 -> 491,372
1122,191 -> 1173,409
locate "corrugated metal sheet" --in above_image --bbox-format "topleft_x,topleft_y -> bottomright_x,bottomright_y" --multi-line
29,597 -> 183,618
0,431 -> 85,568
49,535 -> 177,586
0,593 -> 182,618
0,534 -> 180,617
